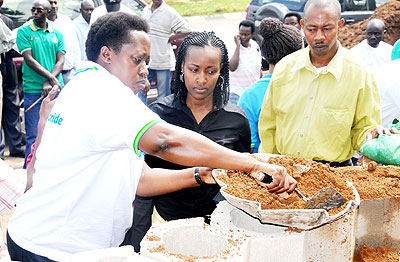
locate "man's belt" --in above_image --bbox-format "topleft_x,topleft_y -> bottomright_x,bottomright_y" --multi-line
316,159 -> 352,167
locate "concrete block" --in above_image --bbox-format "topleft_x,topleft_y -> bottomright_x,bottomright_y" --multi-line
140,217 -> 248,261
140,201 -> 357,262
355,198 -> 400,252
68,245 -> 154,262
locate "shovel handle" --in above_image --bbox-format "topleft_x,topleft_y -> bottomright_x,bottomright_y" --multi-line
256,172 -> 273,184
294,188 -> 309,202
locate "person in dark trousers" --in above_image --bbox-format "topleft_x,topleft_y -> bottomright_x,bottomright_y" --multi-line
0,0 -> 25,159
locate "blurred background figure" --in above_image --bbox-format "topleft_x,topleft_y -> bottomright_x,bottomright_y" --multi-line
238,18 -> 303,153
90,0 -> 137,25
0,0 -> 25,159
138,0 -> 191,105
350,18 -> 392,72
228,19 -> 261,105
73,0 -> 94,61
392,38 -> 400,61
47,0 -> 81,85
374,58 -> 400,127
284,11 -> 307,47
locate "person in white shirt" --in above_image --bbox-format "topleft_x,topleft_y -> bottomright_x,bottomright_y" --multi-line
90,0 -> 137,26
7,13 -> 296,261
350,18 -> 393,72
47,0 -> 81,85
138,0 -> 191,104
73,0 -> 94,61
374,59 -> 400,127
228,20 -> 262,104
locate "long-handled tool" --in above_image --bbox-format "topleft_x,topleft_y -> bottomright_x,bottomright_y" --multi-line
25,95 -> 44,113
257,173 -> 346,212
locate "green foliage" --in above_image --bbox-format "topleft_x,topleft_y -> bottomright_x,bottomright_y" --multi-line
144,0 -> 248,16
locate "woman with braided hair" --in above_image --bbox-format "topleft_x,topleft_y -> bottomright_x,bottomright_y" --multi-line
238,18 -> 303,153
127,31 -> 251,251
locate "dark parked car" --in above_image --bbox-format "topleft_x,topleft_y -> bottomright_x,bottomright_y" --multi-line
245,0 -> 391,45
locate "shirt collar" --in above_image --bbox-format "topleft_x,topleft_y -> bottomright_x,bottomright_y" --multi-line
151,1 -> 165,12
291,41 -> 344,81
29,20 -> 53,33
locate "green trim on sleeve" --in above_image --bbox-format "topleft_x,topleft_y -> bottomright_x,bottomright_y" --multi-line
133,119 -> 163,157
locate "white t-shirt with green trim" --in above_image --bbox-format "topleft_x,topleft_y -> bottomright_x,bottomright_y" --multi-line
8,61 -> 161,261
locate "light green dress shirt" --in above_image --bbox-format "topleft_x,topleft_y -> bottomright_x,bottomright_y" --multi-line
259,43 -> 381,163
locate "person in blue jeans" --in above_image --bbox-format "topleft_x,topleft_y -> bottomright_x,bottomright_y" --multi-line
238,18 -> 303,153
16,0 -> 65,167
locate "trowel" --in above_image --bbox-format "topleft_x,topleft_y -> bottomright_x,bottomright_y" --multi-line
257,173 -> 346,212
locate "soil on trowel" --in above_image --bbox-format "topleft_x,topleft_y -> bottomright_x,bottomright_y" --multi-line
353,244 -> 399,262
216,156 -> 355,216
338,0 -> 400,49
339,165 -> 400,199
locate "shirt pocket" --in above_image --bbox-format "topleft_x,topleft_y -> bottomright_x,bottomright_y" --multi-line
320,107 -> 353,145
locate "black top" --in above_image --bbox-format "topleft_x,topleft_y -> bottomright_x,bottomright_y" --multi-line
145,94 -> 251,220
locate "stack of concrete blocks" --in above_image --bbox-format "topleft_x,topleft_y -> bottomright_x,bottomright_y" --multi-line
140,201 -> 358,262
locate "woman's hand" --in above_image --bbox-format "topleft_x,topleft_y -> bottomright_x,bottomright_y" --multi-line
248,162 -> 297,194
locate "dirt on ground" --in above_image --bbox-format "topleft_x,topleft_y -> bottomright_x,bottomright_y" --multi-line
353,244 -> 399,262
338,0 -> 400,49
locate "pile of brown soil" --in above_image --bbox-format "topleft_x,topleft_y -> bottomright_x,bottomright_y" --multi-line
216,156 -> 355,216
354,244 -> 399,262
338,0 -> 400,49
340,165 -> 400,199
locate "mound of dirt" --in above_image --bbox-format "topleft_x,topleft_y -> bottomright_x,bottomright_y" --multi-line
338,0 -> 400,49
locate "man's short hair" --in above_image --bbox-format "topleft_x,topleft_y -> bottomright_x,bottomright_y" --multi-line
284,12 -> 302,23
303,0 -> 341,21
86,12 -> 149,62
239,20 -> 255,33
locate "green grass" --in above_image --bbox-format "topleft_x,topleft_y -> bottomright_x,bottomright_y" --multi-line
144,0 -> 249,17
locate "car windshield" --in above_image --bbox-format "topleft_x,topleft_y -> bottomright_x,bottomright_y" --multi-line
261,0 -> 307,11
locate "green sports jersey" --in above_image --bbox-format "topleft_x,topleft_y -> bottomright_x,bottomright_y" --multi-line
17,20 -> 65,93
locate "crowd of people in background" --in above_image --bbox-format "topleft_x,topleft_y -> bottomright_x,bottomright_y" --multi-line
0,0 -> 399,260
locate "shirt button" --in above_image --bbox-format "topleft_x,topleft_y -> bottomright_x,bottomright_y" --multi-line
297,152 -> 301,155
300,133 -> 304,137
305,115 -> 309,119
310,96 -> 314,100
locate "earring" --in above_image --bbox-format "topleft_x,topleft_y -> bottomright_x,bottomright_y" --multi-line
218,75 -> 224,87
180,73 -> 184,82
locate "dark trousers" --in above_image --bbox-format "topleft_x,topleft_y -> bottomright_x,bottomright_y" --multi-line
0,53 -> 25,158
7,232 -> 56,262
121,196 -> 154,252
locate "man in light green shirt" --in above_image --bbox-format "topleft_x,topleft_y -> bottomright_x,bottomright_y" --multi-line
258,0 -> 397,165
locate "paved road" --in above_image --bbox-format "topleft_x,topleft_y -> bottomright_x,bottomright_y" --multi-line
186,12 -> 247,47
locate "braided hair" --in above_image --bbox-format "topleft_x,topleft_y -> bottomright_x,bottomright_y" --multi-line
86,12 -> 149,62
174,31 -> 229,109
259,17 -> 303,65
